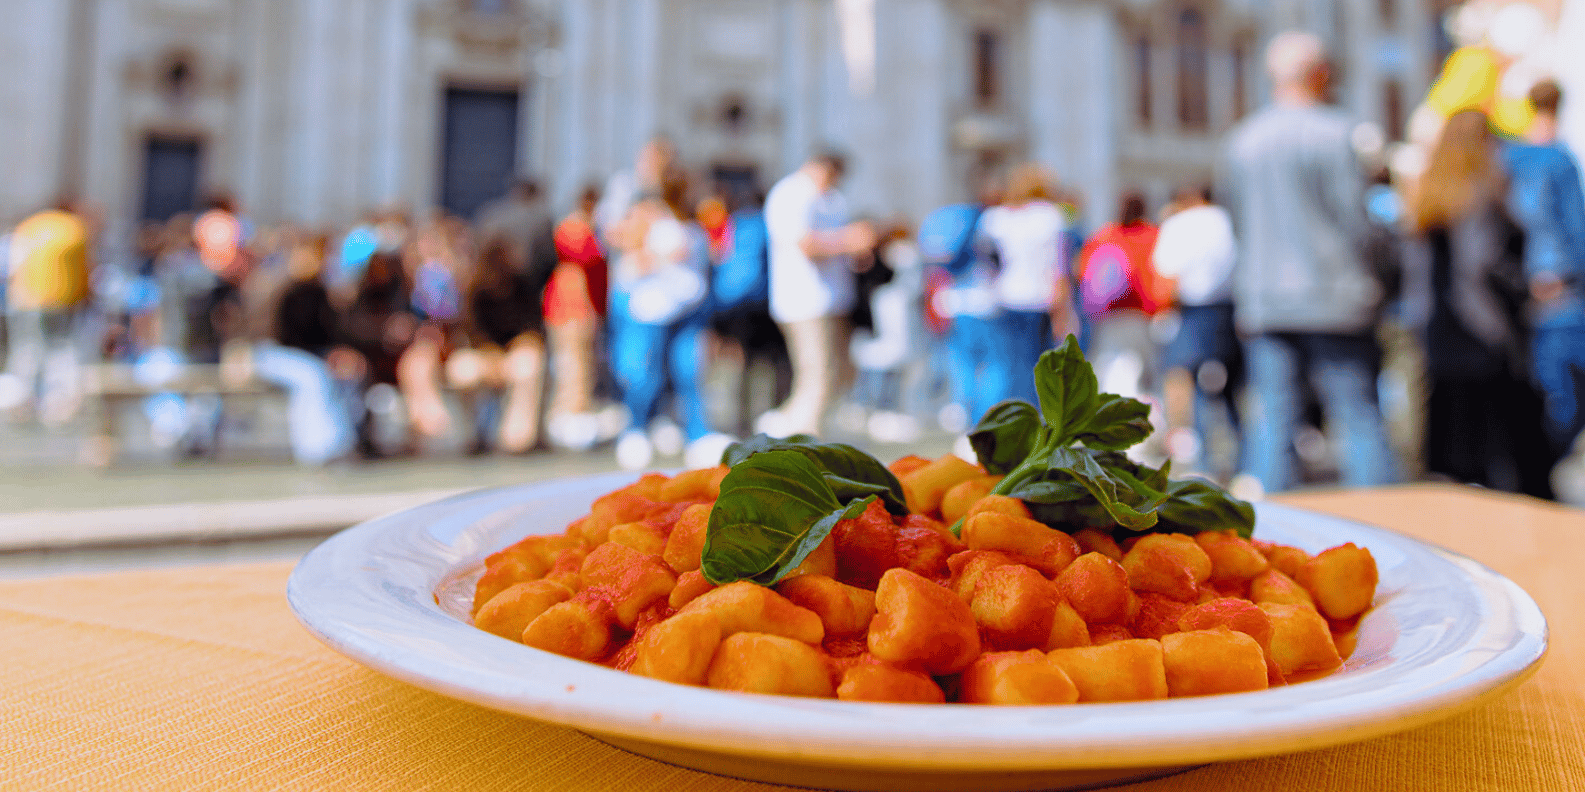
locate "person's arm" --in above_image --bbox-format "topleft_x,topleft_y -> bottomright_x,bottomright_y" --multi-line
798,222 -> 876,260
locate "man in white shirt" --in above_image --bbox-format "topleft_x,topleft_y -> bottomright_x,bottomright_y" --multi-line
1152,185 -> 1241,478
758,152 -> 876,436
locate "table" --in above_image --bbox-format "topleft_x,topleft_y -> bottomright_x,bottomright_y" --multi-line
4,484 -> 1582,791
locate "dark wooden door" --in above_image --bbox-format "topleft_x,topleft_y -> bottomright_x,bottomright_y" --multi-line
139,136 -> 202,222
440,87 -> 520,220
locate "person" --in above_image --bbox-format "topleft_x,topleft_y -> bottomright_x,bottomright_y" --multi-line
339,249 -> 413,456
1075,193 -> 1166,401
543,185 -> 610,449
475,178 -> 557,279
979,164 -> 1078,406
609,169 -> 727,469
1503,79 -> 1585,457
919,191 -> 1003,432
848,224 -> 927,442
1151,185 -> 1242,479
1403,109 -> 1553,498
2,199 -> 92,424
396,215 -> 469,446
1219,31 -> 1400,493
448,238 -> 553,455
709,191 -> 790,436
758,150 -> 876,437
240,236 -> 355,466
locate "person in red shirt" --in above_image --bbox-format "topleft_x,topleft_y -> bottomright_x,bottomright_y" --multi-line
1075,193 -> 1168,400
543,186 -> 610,449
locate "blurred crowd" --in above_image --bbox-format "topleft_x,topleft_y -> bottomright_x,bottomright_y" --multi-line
2,29 -> 1582,500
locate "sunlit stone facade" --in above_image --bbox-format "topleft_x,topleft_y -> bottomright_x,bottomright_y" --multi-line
1,0 -> 1460,239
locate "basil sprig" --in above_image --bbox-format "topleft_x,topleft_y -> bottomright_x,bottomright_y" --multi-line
960,335 -> 1253,539
700,449 -> 877,586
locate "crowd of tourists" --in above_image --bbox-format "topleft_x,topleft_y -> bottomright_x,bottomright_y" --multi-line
2,30 -> 1582,499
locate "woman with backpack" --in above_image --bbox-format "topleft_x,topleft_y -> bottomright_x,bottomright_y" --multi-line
1075,193 -> 1168,400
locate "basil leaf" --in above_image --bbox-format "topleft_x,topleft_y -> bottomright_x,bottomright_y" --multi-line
1045,447 -> 1161,530
1034,337 -> 1101,446
720,433 -> 820,466
717,433 -> 908,515
1155,479 -> 1256,538
968,400 -> 1041,474
701,450 -> 878,586
1003,476 -> 1090,504
1074,393 -> 1153,450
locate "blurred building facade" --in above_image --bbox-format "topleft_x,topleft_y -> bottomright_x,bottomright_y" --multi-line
3,0 -> 1453,235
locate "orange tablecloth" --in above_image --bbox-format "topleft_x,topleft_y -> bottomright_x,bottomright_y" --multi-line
3,484 -> 1582,791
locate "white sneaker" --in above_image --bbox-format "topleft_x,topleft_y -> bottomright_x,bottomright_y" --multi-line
938,402 -> 968,434
685,432 -> 736,469
649,418 -> 685,457
1229,473 -> 1266,502
547,412 -> 599,451
755,409 -> 791,438
867,411 -> 921,444
615,430 -> 654,471
953,434 -> 977,463
834,402 -> 869,435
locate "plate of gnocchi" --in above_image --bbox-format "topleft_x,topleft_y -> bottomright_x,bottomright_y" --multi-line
289,460 -> 1547,792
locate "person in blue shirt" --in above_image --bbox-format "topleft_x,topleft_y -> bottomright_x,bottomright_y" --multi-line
710,193 -> 791,436
1504,79 -> 1585,453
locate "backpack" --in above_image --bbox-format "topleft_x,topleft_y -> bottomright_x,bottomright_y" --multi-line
1079,241 -> 1137,318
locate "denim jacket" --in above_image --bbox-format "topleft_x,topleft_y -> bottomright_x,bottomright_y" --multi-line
1504,141 -> 1585,328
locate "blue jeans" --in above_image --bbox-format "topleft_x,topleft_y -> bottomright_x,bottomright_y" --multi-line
946,315 -> 1008,422
999,309 -> 1052,406
251,343 -> 355,465
1242,332 -> 1401,492
611,294 -> 713,442
1532,323 -> 1585,452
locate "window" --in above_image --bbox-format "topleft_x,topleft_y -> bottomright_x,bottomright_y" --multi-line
1176,8 -> 1209,131
1135,35 -> 1153,129
973,28 -> 1002,108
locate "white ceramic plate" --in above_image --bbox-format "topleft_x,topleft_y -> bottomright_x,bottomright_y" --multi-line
288,473 -> 1548,792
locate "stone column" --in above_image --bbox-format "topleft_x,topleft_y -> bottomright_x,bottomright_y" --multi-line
286,0 -> 333,223
1559,0 -> 1585,156
1029,0 -> 1118,232
778,0 -> 819,177
554,0 -> 595,208
860,0 -> 951,221
0,0 -> 72,220
81,0 -> 130,224
368,0 -> 413,209
625,0 -> 662,161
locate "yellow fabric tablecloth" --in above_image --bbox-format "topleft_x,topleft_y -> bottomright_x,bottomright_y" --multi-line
3,484 -> 1582,791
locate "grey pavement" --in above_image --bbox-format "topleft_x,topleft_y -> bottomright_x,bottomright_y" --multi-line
0,411 -> 955,579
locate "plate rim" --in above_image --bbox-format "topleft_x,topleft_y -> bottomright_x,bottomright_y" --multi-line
287,473 -> 1549,771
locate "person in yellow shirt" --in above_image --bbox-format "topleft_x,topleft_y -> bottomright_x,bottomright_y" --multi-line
4,200 -> 92,423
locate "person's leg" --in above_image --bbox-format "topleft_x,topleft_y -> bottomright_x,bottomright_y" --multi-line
3,308 -> 46,414
1532,324 -> 1585,454
397,325 -> 451,439
943,318 -> 977,421
1306,333 -> 1402,488
996,311 -> 1046,409
1241,333 -> 1304,493
769,317 -> 830,436
250,343 -> 355,465
666,311 -> 713,442
498,333 -> 546,453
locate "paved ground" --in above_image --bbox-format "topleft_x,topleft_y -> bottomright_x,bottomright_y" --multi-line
4,385 -> 1581,579
0,410 -> 955,578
